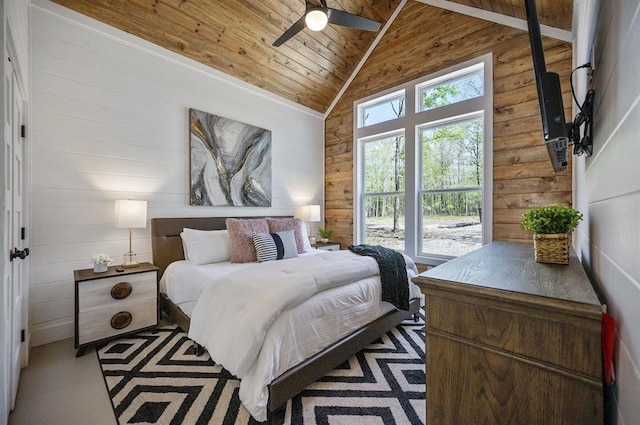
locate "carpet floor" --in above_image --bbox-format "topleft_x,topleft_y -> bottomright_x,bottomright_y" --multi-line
97,311 -> 425,425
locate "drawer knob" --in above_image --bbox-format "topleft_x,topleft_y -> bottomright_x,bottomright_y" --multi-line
111,282 -> 133,300
110,311 -> 132,329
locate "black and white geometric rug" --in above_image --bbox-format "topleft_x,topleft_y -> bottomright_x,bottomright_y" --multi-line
97,310 -> 425,425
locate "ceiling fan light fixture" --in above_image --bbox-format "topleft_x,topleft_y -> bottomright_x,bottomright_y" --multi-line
305,9 -> 328,31
273,1 -> 380,47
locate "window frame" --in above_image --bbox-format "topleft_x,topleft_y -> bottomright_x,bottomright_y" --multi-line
353,54 -> 493,266
416,62 -> 485,112
417,111 -> 485,260
359,130 -> 407,249
357,89 -> 406,128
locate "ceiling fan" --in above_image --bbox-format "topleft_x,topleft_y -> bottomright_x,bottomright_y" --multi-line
273,0 -> 381,47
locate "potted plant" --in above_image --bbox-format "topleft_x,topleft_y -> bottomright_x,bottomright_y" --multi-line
318,227 -> 333,244
91,253 -> 113,273
521,204 -> 583,264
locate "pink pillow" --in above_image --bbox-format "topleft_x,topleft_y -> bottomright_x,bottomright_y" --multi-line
267,218 -> 305,254
226,218 -> 269,263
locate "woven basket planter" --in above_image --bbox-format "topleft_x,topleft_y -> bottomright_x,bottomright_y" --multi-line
533,233 -> 569,264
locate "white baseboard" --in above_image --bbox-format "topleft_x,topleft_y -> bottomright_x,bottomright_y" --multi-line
30,319 -> 74,347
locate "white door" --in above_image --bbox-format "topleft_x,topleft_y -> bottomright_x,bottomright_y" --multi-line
4,54 -> 28,412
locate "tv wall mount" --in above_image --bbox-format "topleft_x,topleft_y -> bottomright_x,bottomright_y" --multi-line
568,64 -> 594,157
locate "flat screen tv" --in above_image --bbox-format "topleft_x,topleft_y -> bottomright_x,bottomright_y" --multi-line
524,0 -> 569,172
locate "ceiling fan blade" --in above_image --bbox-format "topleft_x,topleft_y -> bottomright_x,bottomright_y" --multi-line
273,16 -> 306,47
327,8 -> 380,31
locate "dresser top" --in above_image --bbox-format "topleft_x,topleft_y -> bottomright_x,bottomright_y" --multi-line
414,241 -> 601,307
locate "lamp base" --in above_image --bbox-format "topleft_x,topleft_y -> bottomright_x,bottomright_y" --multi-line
122,252 -> 138,268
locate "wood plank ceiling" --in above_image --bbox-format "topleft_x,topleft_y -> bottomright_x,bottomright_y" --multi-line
50,0 -> 572,114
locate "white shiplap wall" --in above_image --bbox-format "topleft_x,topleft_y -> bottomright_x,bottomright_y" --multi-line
29,0 -> 325,346
574,0 -> 640,423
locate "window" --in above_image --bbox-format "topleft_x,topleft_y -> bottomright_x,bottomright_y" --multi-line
355,55 -> 492,265
361,131 -> 405,250
419,114 -> 483,258
357,90 -> 405,128
417,63 -> 484,111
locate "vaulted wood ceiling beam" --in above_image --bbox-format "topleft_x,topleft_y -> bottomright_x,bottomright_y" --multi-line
415,0 -> 572,42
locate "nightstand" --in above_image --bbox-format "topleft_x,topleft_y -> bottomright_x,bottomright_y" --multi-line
74,262 -> 158,357
312,241 -> 341,251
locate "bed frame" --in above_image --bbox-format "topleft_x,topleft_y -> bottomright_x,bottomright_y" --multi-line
151,216 -> 421,422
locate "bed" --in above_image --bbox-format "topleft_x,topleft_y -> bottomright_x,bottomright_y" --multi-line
150,216 -> 422,422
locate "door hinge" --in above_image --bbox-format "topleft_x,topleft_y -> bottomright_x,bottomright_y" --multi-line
21,125 -> 26,138
21,227 -> 26,240
21,329 -> 25,342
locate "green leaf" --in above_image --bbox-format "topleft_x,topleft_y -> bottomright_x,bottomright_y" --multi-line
521,205 -> 583,234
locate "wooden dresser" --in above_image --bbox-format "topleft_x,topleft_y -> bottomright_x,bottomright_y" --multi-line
74,262 -> 158,356
412,241 -> 603,425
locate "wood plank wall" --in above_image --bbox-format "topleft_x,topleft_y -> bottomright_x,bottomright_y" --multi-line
325,2 -> 573,252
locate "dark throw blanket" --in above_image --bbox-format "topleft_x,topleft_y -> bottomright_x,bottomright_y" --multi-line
348,244 -> 410,311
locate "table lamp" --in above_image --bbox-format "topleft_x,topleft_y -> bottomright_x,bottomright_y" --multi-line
301,204 -> 321,244
115,199 -> 147,268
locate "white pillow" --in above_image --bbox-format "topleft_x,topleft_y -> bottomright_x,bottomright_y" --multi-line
180,231 -> 190,260
180,228 -> 230,265
299,221 -> 313,252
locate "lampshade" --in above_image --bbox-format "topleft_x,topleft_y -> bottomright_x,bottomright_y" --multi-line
115,200 -> 147,229
305,9 -> 328,31
301,204 -> 321,222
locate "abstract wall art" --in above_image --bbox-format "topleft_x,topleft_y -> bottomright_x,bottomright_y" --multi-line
189,108 -> 272,206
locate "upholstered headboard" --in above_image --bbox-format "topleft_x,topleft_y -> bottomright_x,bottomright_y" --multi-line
150,216 -> 293,280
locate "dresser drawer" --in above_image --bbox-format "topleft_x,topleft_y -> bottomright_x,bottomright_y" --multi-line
77,298 -> 157,345
78,271 -> 156,313
426,292 -> 602,379
426,331 -> 603,425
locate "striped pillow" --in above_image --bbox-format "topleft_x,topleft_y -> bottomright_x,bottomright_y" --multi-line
252,230 -> 298,262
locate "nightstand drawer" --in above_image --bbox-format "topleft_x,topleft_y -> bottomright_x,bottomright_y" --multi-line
78,271 -> 156,313
77,298 -> 157,345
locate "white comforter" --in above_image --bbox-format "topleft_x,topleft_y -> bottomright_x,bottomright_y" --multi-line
188,250 -> 385,377
176,250 -> 422,421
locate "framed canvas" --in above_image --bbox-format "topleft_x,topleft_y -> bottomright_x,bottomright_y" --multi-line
189,108 -> 272,206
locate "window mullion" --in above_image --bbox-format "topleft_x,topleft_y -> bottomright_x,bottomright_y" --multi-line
404,82 -> 417,260
421,187 -> 482,194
